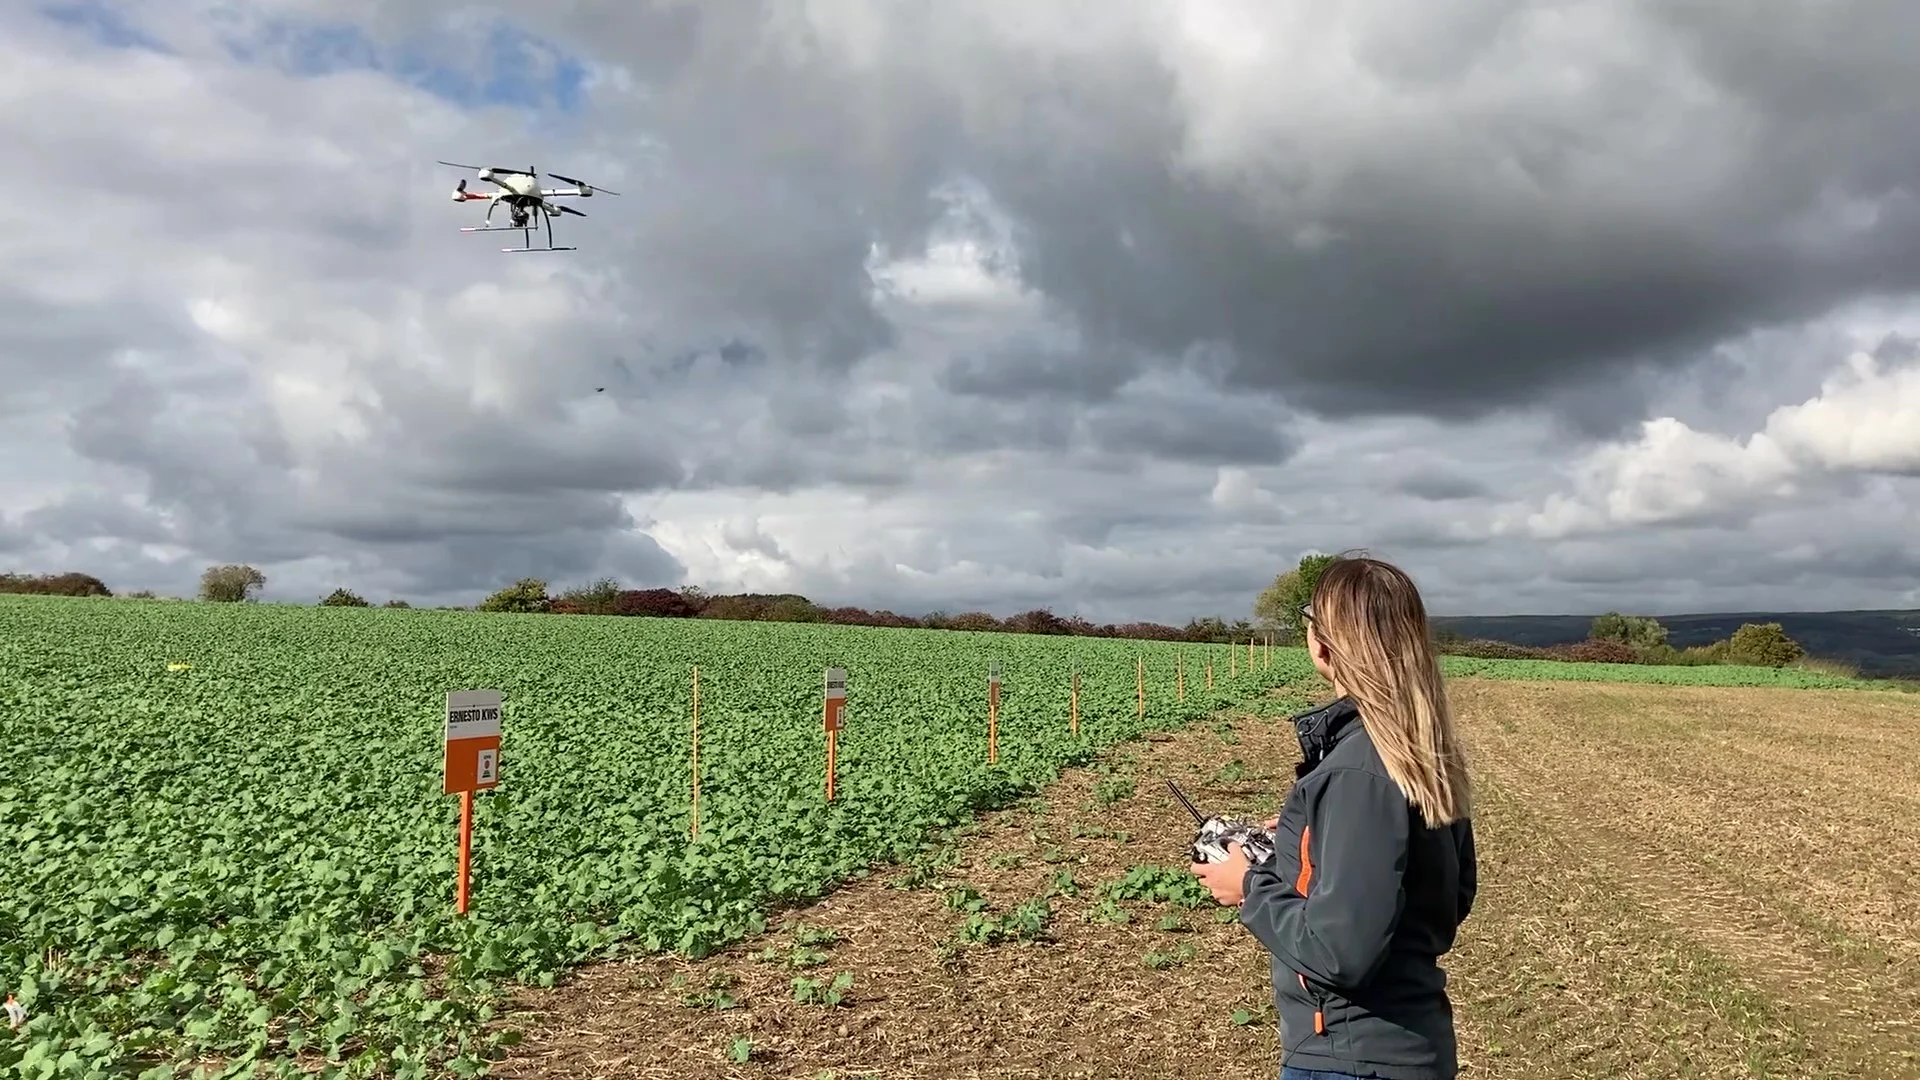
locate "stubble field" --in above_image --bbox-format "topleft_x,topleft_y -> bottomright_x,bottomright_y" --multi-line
494,677 -> 1920,1080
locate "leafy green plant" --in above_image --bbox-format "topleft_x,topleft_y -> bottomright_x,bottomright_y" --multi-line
791,924 -> 841,948
1143,941 -> 1198,969
792,972 -> 853,1006
1101,865 -> 1217,910
957,898 -> 1053,945
944,885 -> 989,914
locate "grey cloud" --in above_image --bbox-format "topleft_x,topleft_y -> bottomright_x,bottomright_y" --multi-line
1083,396 -> 1294,467
937,346 -> 1143,403
1390,470 -> 1490,503
295,488 -> 635,545
19,495 -> 173,547
516,2 -> 1920,435
379,528 -> 682,597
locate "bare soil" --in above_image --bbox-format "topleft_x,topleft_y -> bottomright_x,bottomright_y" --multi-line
488,678 -> 1920,1080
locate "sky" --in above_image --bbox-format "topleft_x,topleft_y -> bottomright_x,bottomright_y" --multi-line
4,0 -> 1920,623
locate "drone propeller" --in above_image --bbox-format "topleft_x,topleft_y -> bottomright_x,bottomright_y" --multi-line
437,160 -> 536,176
547,172 -> 622,196
554,204 -> 587,217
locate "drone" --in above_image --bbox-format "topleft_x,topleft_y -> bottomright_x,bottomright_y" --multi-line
438,160 -> 621,252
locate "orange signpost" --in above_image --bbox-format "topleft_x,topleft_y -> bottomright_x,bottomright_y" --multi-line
824,667 -> 846,800
1177,654 -> 1185,702
444,689 -> 501,915
1136,656 -> 1145,720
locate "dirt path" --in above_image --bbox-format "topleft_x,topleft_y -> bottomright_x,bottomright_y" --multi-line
489,678 -> 1920,1080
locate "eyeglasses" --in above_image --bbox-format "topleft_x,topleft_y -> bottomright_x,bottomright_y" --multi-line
1299,603 -> 1314,624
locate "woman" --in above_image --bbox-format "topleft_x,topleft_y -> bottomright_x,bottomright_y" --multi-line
1191,553 -> 1477,1080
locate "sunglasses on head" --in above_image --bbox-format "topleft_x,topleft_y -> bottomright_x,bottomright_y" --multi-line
1299,603 -> 1314,623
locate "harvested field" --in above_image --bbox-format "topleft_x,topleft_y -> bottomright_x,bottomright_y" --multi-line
493,678 -> 1920,1080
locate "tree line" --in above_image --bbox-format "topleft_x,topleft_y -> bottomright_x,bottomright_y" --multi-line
0,567 -> 1263,644
466,576 -> 1263,643
2,559 -> 1817,667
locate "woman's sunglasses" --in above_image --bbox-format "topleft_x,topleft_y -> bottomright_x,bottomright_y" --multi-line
1299,603 -> 1314,625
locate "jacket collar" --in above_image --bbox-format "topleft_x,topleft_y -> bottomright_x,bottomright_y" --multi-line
1292,695 -> 1362,777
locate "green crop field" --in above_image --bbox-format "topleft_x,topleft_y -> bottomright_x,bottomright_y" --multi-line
0,595 -> 1891,1080
0,596 -> 1296,1079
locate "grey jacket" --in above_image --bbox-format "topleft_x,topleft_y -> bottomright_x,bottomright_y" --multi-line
1238,697 -> 1477,1079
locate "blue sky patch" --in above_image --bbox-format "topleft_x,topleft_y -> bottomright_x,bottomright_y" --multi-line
220,14 -> 588,114
37,1 -> 171,52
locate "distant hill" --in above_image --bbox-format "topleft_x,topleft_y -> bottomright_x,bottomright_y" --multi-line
1430,610 -> 1920,677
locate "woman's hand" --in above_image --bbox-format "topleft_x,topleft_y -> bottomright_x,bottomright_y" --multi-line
1189,842 -> 1252,906
1262,815 -> 1279,832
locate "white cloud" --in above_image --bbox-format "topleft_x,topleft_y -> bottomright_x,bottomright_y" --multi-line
1501,345 -> 1920,538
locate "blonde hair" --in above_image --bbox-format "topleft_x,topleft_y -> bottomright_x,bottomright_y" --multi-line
1309,552 -> 1471,827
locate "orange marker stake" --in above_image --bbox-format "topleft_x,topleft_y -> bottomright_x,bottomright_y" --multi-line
444,690 -> 501,916
824,667 -> 846,800
1207,657 -> 1214,690
1136,656 -> 1145,721
456,790 -> 474,915
1177,654 -> 1185,702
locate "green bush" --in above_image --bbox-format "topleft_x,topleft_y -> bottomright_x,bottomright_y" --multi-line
1589,612 -> 1669,650
478,578 -> 551,613
555,577 -> 620,616
0,572 -> 112,597
199,564 -> 265,603
319,588 -> 370,607
1725,622 -> 1805,668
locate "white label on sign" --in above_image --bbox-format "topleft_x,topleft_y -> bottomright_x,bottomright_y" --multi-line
989,661 -> 1002,681
476,749 -> 497,782
825,667 -> 847,700
445,690 -> 502,741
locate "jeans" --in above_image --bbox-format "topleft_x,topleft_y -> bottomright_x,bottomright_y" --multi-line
1281,1070 -> 1364,1080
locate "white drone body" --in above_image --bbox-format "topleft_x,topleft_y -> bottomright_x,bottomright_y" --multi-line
438,160 -> 622,253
